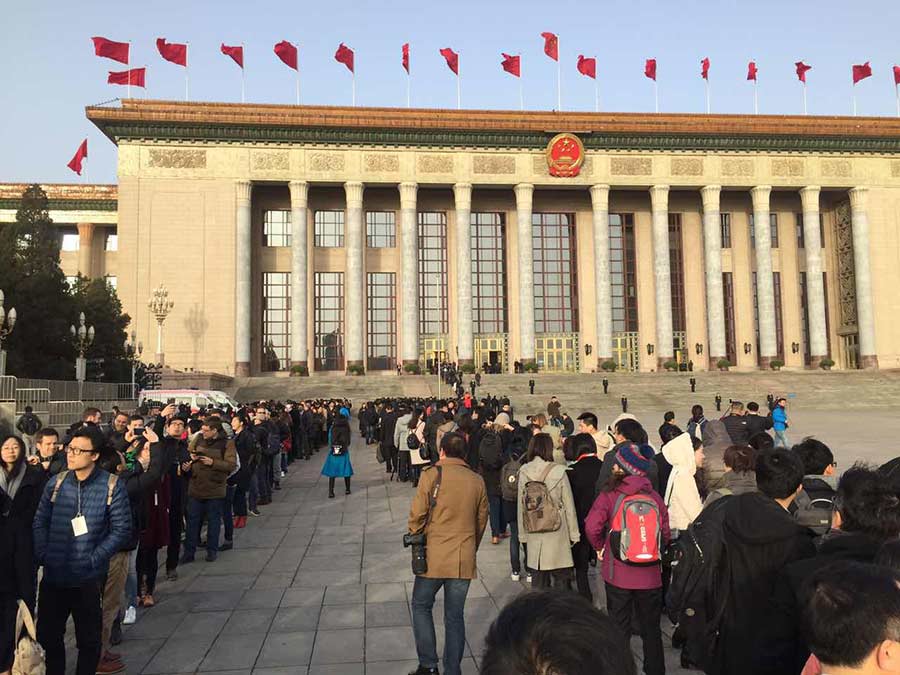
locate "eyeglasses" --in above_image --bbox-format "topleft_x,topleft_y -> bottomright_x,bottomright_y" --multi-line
65,446 -> 93,456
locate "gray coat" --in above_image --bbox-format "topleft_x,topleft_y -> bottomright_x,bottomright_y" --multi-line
517,457 -> 580,571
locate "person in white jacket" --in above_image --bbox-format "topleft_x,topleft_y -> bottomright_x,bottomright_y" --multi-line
660,431 -> 705,533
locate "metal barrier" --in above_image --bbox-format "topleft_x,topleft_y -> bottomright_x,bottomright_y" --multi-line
48,401 -> 85,427
16,379 -> 136,402
0,375 -> 16,402
15,388 -> 51,416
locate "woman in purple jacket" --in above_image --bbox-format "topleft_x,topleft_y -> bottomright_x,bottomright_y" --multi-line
585,442 -> 671,675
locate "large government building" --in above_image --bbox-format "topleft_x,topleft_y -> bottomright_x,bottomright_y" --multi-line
4,100 -> 900,376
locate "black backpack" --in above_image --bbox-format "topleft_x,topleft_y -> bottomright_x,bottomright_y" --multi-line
792,485 -> 835,536
479,431 -> 503,470
406,432 -> 420,450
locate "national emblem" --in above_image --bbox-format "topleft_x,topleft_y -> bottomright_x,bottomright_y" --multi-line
546,132 -> 585,178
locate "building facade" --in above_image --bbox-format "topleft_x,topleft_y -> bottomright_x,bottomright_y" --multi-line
18,100 -> 900,376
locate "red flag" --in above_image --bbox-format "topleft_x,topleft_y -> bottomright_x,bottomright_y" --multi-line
221,44 -> 243,68
335,43 -> 354,73
644,58 -> 657,81
501,53 -> 520,77
577,55 -> 596,79
274,41 -> 298,70
439,47 -> 458,75
108,68 -> 145,87
894,65 -> 900,85
541,32 -> 559,61
852,62 -> 872,84
402,43 -> 409,73
156,38 -> 187,67
701,57 -> 710,80
91,37 -> 129,64
795,61 -> 812,83
747,61 -> 758,81
67,139 -> 88,176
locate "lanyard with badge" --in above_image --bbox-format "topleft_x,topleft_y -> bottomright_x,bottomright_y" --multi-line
71,480 -> 88,537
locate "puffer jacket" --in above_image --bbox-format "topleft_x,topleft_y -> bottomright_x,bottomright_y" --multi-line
33,467 -> 132,586
393,413 -> 413,451
187,432 -> 237,500
661,432 -> 703,531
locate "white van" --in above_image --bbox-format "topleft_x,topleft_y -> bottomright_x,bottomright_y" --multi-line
138,389 -> 239,411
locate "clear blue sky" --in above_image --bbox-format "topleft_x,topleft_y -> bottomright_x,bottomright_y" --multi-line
3,0 -> 899,184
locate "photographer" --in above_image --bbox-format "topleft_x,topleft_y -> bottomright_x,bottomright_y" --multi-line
406,432 -> 488,675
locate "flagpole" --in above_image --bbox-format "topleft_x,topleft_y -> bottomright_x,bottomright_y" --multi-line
241,43 -> 246,103
595,78 -> 599,113
519,76 -> 524,111
803,82 -> 807,115
754,79 -> 758,115
654,80 -> 659,113
406,71 -> 410,108
705,79 -> 710,114
556,35 -> 562,110
185,42 -> 190,102
296,42 -> 301,105
127,41 -> 132,99
896,83 -> 899,118
457,56 -> 461,109
352,72 -> 356,106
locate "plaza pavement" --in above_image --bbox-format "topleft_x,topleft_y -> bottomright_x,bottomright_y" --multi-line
103,420 -> 694,675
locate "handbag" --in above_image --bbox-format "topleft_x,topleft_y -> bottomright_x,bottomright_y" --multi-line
12,600 -> 45,675
404,466 -> 443,575
331,445 -> 347,456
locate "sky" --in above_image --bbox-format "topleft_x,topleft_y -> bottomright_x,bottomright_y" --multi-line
2,0 -> 900,184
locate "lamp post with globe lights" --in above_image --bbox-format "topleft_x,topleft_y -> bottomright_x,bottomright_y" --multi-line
0,290 -> 17,377
148,285 -> 174,367
124,330 -> 143,394
71,312 -> 94,398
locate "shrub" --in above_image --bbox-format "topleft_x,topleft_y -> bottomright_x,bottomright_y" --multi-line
403,362 -> 422,374
820,358 -> 835,369
522,361 -> 539,373
289,364 -> 308,376
717,358 -> 732,370
347,364 -> 365,376
663,359 -> 679,371
460,363 -> 476,374
601,360 -> 617,372
770,359 -> 784,370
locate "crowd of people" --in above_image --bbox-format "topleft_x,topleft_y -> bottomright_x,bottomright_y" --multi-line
2,387 -> 900,675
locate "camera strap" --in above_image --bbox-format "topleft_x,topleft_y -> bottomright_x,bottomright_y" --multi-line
419,465 -> 443,535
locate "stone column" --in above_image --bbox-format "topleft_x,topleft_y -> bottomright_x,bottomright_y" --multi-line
454,183 -> 474,366
800,186 -> 828,367
701,185 -> 727,366
234,180 -> 252,377
650,185 -> 674,369
849,187 -> 878,369
76,223 -> 95,278
751,186 -> 776,368
515,184 -> 536,364
289,181 -> 309,370
399,182 -> 420,367
590,185 -> 613,366
344,181 -> 365,371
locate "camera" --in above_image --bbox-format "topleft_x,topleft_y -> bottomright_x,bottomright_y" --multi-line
403,532 -> 428,575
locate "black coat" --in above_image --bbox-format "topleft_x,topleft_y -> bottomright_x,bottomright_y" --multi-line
8,464 -> 48,529
566,456 -> 603,534
380,411 -> 400,448
230,428 -> 258,490
722,414 -> 751,446
709,492 -> 816,675
759,531 -> 883,675
745,413 -> 773,439
0,508 -> 35,611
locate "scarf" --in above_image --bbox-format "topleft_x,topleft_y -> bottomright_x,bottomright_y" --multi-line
0,462 -> 26,501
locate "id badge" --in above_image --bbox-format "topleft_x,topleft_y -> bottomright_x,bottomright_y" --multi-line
71,515 -> 88,537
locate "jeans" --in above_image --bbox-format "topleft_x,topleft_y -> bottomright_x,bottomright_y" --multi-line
248,468 -> 259,510
257,463 -> 271,500
605,583 -> 665,675
488,495 -> 504,537
223,484 -> 236,541
411,577 -> 471,675
184,496 -> 224,557
37,578 -> 103,675
532,568 -> 573,591
124,547 -> 139,609
774,429 -> 789,448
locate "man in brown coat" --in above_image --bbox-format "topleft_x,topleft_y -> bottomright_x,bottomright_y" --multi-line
407,432 -> 488,675
179,418 -> 237,563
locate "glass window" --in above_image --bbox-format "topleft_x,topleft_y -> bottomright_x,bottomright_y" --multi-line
820,214 -> 826,248
749,213 -> 779,248
796,213 -> 806,249
723,272 -> 736,365
366,211 -> 396,248
261,272 -> 291,371
367,272 -> 396,370
263,210 -> 291,247
610,213 -> 637,332
471,213 -> 507,334
61,229 -> 79,251
418,212 -> 448,335
720,213 -> 732,248
314,210 -> 344,248
105,230 -> 118,251
314,272 -> 344,371
105,275 -> 117,290
773,271 -> 784,359
669,214 -> 686,334
533,213 -> 578,334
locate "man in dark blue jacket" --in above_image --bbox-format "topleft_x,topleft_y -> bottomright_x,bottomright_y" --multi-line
33,427 -> 131,675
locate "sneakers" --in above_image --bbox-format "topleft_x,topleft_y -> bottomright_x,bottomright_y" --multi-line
526,574 -> 533,584
510,572 -> 520,582
219,540 -> 234,551
408,667 -> 439,675
205,551 -> 217,562
249,509 -> 261,516
122,606 -> 136,625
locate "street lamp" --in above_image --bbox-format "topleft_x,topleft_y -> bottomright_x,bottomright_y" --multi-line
70,312 -> 95,393
0,290 -> 16,377
124,330 -> 143,393
148,284 -> 174,366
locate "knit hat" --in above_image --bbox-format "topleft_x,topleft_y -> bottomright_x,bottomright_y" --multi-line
614,441 -> 652,477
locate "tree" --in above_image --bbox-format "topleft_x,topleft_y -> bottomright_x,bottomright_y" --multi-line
70,276 -> 131,382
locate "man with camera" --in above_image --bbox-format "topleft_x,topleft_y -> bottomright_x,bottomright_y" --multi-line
406,432 -> 488,675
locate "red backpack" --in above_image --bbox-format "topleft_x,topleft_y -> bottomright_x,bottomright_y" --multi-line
608,492 -> 662,566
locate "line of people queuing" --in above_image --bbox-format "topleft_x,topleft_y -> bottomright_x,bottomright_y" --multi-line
0,396 -> 352,675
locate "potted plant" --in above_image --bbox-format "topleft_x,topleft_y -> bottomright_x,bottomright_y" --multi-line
601,360 -> 617,372
663,359 -> 678,372
717,358 -> 732,371
820,358 -> 835,371
403,362 -> 422,375
289,364 -> 309,377
460,363 -> 476,374
347,364 -> 365,376
769,359 -> 784,371
523,361 -> 539,373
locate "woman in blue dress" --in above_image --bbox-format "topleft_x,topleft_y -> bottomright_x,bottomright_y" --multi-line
321,407 -> 353,498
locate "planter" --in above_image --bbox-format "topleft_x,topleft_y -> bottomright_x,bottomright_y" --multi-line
347,365 -> 365,376
289,365 -> 309,377
663,360 -> 678,372
770,360 -> 784,371
820,359 -> 835,371
600,360 -> 617,373
716,358 -> 732,372
403,363 -> 422,375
